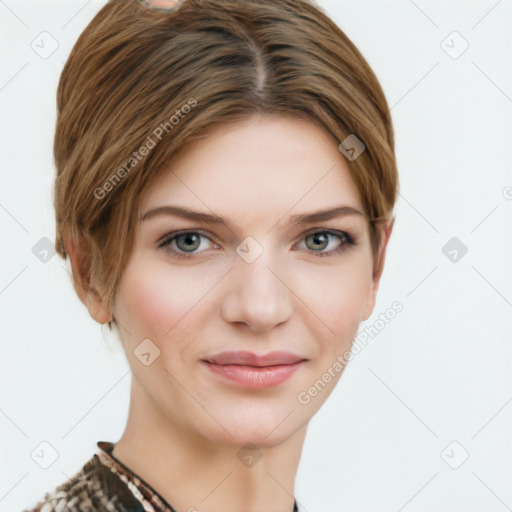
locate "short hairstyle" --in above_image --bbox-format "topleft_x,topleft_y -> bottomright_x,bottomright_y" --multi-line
53,0 -> 399,321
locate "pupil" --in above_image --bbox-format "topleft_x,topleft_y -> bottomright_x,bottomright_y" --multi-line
311,233 -> 327,250
178,234 -> 200,252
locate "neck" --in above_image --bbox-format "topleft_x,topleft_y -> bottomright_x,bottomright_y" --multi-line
112,375 -> 307,512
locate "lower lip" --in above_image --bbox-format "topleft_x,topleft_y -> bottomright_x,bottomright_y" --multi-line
203,361 -> 304,389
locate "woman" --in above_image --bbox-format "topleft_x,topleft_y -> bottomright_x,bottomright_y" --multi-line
23,0 -> 398,510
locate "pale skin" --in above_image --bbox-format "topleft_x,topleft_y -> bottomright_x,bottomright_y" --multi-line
68,115 -> 394,512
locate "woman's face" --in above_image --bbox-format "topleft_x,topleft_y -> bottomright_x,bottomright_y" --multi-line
112,115 -> 384,447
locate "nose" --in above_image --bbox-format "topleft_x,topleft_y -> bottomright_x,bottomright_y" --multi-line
220,246 -> 293,332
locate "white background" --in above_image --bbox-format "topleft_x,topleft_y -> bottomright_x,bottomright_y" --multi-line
1,1 -> 511,511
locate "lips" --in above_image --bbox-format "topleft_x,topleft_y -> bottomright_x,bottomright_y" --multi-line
203,350 -> 307,389
205,350 -> 306,367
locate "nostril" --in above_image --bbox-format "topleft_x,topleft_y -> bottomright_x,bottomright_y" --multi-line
140,0 -> 185,14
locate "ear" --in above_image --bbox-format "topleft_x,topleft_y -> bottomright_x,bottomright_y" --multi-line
65,235 -> 112,325
362,217 -> 395,321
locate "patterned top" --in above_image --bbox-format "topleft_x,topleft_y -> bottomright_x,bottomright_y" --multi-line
23,441 -> 301,512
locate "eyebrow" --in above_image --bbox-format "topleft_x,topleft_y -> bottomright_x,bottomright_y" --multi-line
140,204 -> 366,227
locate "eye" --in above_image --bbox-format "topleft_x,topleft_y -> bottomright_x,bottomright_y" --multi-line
158,230 -> 217,258
157,229 -> 357,259
298,230 -> 356,257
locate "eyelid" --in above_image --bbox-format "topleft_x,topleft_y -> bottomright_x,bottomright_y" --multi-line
157,228 -> 214,246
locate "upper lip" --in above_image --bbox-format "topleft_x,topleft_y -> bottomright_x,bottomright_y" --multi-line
204,350 -> 306,367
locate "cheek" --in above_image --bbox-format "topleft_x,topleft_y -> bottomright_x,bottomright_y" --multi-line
114,258 -> 202,339
299,260 -> 372,340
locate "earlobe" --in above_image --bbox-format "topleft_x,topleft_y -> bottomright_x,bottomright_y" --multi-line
362,218 -> 395,321
362,283 -> 378,322
65,234 -> 112,325
85,290 -> 112,325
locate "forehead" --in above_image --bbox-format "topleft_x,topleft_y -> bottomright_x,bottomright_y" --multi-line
142,115 -> 362,216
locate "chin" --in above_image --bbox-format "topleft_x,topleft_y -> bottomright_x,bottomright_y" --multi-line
200,410 -> 305,449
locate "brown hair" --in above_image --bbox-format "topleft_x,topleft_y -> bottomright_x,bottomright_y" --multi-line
54,0 -> 399,325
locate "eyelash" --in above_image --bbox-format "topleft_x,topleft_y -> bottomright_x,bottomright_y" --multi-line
157,229 -> 357,259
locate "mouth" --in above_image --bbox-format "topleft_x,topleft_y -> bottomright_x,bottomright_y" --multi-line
202,351 -> 307,389
204,350 -> 307,367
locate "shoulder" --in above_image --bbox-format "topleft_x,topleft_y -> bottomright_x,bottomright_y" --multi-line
21,454 -> 144,512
